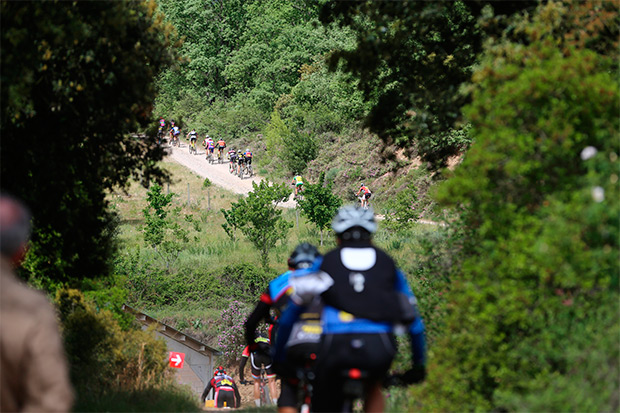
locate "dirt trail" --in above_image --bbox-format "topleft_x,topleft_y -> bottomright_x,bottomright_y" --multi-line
167,141 -> 447,226
166,142 -> 297,208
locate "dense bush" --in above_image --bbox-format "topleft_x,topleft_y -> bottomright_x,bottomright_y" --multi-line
119,250 -> 272,310
410,2 -> 619,410
54,288 -> 197,410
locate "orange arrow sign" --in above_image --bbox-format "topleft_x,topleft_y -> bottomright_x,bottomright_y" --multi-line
169,351 -> 185,369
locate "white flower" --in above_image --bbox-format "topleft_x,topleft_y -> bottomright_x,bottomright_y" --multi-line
580,146 -> 598,161
592,186 -> 605,203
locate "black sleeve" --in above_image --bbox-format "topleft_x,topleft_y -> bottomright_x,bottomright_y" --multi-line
233,382 -> 241,407
200,380 -> 213,403
239,356 -> 248,382
244,300 -> 271,346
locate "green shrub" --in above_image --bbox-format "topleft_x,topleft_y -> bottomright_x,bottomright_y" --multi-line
55,289 -> 177,402
119,250 -> 273,310
411,3 -> 619,410
73,383 -> 198,412
282,130 -> 318,175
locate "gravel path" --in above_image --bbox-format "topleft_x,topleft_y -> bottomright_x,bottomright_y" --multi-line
166,141 -> 297,208
166,141 -> 447,226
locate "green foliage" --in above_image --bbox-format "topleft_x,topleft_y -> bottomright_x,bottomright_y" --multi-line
282,131 -> 318,175
413,3 -> 619,410
142,184 -> 196,270
1,1 -> 176,284
55,288 -> 177,402
319,1 -> 536,167
383,182 -> 419,231
296,172 -> 342,245
264,110 -> 289,152
81,276 -> 134,331
221,180 -> 292,268
119,249 -> 271,310
202,178 -> 212,189
73,384 -> 198,412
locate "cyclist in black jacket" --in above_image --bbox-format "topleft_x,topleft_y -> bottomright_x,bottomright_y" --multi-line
276,205 -> 427,412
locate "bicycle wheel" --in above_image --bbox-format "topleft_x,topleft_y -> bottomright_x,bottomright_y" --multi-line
248,165 -> 253,177
260,381 -> 271,406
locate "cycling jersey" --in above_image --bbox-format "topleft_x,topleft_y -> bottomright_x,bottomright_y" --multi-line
239,339 -> 275,381
159,119 -> 165,127
228,150 -> 237,161
217,140 -> 226,148
293,176 -> 303,186
200,374 -> 241,408
189,131 -> 197,140
243,151 -> 252,164
172,126 -> 180,135
276,244 -> 426,412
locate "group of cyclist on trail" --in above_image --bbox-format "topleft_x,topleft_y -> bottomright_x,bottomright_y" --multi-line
201,205 -> 427,412
227,147 -> 254,178
159,118 -> 373,208
202,134 -> 229,163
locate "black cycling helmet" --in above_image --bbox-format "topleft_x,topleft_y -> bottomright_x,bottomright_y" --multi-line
332,205 -> 377,235
288,242 -> 320,269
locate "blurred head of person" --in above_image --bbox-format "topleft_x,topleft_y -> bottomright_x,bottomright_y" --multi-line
331,205 -> 376,244
0,194 -> 31,266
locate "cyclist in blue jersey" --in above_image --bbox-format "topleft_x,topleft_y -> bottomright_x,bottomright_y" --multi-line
275,205 -> 427,412
244,243 -> 322,413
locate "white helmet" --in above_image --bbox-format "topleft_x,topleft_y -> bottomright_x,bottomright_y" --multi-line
331,205 -> 377,234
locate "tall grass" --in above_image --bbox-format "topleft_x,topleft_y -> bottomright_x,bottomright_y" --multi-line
73,383 -> 200,412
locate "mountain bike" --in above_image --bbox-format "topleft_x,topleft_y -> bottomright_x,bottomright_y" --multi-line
295,364 -> 315,413
339,368 -> 368,413
241,366 -> 272,407
357,193 -> 371,210
189,139 -> 197,155
237,160 -> 246,179
259,366 -> 272,406
294,185 -> 304,201
217,148 -> 224,164
239,161 -> 253,180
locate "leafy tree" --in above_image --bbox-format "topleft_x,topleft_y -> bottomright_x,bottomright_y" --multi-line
411,2 -> 619,410
155,0 -> 253,107
1,1 -> 176,284
319,1 -> 537,167
296,172 -> 342,245
221,180 -> 292,268
142,184 -> 195,271
221,203 -> 244,243
383,182 -> 419,232
282,131 -> 318,176
281,57 -> 367,135
264,110 -> 289,153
